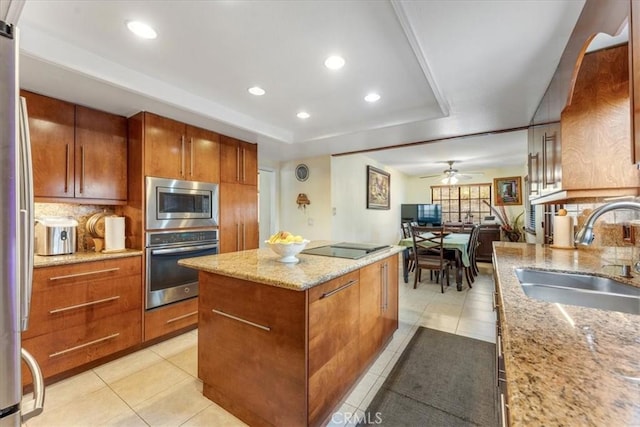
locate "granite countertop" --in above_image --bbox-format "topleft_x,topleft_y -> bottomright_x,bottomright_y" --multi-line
34,249 -> 143,268
178,241 -> 405,291
493,242 -> 639,426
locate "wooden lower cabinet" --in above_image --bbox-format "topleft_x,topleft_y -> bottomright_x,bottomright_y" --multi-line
22,256 -> 142,385
198,254 -> 399,427
144,297 -> 199,341
477,225 -> 501,262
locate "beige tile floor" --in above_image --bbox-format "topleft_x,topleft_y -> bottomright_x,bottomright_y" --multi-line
22,262 -> 495,427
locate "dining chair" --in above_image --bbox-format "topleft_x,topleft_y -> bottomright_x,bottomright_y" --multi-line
463,224 -> 481,287
410,225 -> 453,293
401,222 -> 416,273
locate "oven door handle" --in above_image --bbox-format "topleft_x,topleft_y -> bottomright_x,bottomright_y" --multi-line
151,244 -> 219,256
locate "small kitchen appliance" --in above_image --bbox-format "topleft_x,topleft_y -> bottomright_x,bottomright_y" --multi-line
34,217 -> 78,255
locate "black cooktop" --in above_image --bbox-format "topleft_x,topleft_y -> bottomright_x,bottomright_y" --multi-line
301,242 -> 390,260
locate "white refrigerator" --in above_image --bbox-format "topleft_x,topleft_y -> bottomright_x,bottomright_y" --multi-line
0,19 -> 45,427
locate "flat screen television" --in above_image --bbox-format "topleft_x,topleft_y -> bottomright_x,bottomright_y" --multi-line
401,204 -> 442,226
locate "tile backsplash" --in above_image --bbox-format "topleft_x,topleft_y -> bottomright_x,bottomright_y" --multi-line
35,203 -> 115,252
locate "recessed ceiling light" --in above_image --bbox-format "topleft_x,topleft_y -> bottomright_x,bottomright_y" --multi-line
126,20 -> 157,39
324,55 -> 345,70
297,112 -> 310,119
364,93 -> 381,103
248,86 -> 266,96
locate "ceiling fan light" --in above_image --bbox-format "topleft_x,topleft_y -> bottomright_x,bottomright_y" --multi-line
442,175 -> 458,185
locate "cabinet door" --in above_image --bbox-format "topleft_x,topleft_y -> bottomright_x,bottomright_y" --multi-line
382,255 -> 399,340
359,260 -> 384,367
308,270 -> 360,426
220,183 -> 242,253
185,125 -> 220,183
220,136 -> 258,185
220,183 -> 258,252
75,106 -> 127,201
22,90 -> 75,199
143,112 -> 185,180
239,140 -> 258,186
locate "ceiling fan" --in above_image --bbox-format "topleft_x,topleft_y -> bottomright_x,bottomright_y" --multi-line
420,160 -> 483,184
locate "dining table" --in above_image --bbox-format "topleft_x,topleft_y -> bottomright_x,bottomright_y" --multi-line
398,232 -> 471,291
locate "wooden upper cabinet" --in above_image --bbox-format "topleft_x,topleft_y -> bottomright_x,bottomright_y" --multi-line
22,90 -> 75,199
631,0 -> 640,164
75,106 -> 127,201
143,113 -> 185,180
562,44 -> 639,190
22,90 -> 127,203
186,125 -> 220,183
143,113 -> 220,182
220,136 -> 257,185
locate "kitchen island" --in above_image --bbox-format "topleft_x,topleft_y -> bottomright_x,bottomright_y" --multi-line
179,243 -> 404,427
493,242 -> 639,426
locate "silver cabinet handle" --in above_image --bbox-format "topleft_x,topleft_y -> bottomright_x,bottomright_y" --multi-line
49,295 -> 120,314
49,267 -> 120,281
180,135 -> 185,178
79,145 -> 85,194
212,308 -> 270,331
49,333 -> 119,358
321,279 -> 359,299
166,311 -> 198,324
242,223 -> 246,250
21,348 -> 44,422
500,392 -> 508,427
64,143 -> 70,193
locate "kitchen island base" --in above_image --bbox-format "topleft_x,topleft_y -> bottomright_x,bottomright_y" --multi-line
196,254 -> 398,427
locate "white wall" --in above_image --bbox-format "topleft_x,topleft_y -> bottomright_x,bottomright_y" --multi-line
331,154 -> 410,245
279,156 -> 333,241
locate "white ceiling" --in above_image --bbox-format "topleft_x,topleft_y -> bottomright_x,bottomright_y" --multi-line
16,0 -> 589,177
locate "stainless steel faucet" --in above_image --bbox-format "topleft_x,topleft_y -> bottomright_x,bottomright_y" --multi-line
574,201 -> 640,245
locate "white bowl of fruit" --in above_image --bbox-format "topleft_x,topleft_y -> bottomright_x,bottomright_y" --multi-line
266,231 -> 310,263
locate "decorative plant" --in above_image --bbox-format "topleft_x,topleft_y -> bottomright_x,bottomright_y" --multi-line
482,200 -> 524,242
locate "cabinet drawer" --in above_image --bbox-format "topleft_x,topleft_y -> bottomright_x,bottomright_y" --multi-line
22,309 -> 141,385
25,257 -> 142,339
144,297 -> 198,341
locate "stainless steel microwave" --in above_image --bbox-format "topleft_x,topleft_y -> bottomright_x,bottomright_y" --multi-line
145,176 -> 219,230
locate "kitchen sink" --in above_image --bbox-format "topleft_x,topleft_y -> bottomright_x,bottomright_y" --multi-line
514,268 -> 640,315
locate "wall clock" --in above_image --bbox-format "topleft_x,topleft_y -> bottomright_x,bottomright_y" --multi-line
295,164 -> 309,182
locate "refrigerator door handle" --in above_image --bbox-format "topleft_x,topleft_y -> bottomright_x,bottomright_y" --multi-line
19,96 -> 34,331
20,348 -> 44,422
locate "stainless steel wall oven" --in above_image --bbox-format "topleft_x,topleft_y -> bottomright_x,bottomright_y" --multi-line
145,229 -> 218,310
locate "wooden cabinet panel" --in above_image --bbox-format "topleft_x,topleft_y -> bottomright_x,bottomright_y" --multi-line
25,257 -> 141,339
562,44 -> 639,190
144,297 -> 198,341
75,105 -> 127,200
143,112 -> 185,180
632,0 -> 640,164
220,136 -> 257,185
477,225 -> 501,262
22,90 -> 128,203
308,271 -> 360,426
143,113 -> 221,182
22,309 -> 141,384
198,273 -> 307,427
220,182 -> 258,253
186,125 -> 220,183
22,256 -> 142,386
359,256 -> 398,369
22,90 -> 75,199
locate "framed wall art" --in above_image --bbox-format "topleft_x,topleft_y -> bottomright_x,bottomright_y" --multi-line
367,165 -> 390,210
494,176 -> 522,205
